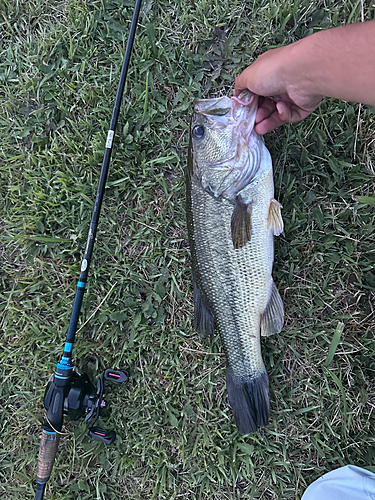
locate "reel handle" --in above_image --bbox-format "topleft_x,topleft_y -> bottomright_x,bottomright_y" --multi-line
87,427 -> 116,444
104,369 -> 129,384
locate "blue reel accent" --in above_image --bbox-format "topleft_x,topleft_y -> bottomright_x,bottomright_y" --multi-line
43,430 -> 56,435
55,363 -> 73,369
56,357 -> 73,371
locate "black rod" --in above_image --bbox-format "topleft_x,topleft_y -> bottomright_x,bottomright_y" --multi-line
34,1 -> 142,498
63,0 -> 143,359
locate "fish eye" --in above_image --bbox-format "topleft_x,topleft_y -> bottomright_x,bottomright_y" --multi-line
193,125 -> 205,139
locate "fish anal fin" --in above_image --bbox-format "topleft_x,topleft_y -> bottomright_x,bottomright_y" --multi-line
261,281 -> 284,336
193,281 -> 215,338
231,196 -> 252,249
268,199 -> 283,236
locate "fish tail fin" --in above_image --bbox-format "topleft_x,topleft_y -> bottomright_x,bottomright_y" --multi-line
226,367 -> 270,435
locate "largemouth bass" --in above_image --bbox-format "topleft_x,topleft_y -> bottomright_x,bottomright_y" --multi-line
186,90 -> 284,434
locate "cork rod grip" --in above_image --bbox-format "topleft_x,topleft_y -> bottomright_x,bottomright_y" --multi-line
36,432 -> 61,483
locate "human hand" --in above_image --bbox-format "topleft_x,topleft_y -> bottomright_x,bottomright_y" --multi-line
234,44 -> 322,134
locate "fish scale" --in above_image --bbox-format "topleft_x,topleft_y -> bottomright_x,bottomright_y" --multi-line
186,91 -> 284,434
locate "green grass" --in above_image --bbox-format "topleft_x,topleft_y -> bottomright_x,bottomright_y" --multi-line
1,0 -> 375,498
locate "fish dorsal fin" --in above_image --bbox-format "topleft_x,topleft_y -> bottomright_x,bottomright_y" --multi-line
268,199 -> 283,236
261,281 -> 284,336
231,196 -> 252,249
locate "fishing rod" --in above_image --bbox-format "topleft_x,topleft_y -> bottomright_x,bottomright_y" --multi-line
33,1 -> 142,498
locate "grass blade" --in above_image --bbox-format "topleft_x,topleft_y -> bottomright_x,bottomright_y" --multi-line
357,196 -> 375,205
324,322 -> 344,366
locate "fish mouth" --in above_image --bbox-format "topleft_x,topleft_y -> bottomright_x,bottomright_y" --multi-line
193,95 -> 233,116
231,89 -> 255,106
231,90 -> 258,124
194,90 -> 257,115
206,90 -> 259,170
194,91 -> 258,136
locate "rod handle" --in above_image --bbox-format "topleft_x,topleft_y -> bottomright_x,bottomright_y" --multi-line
36,431 -> 61,484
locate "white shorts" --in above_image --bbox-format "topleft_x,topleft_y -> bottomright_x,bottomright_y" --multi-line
301,465 -> 375,500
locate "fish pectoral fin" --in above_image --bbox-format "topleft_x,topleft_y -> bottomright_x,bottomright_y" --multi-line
193,281 -> 215,338
261,281 -> 284,336
231,196 -> 252,249
268,199 -> 283,236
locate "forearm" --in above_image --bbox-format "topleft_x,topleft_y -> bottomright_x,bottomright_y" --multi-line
288,21 -> 375,106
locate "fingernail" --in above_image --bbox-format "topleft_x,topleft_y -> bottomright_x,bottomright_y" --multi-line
276,103 -> 283,115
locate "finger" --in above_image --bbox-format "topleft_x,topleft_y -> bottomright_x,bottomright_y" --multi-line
276,102 -> 292,123
277,100 -> 318,124
276,101 -> 315,124
255,99 -> 278,124
255,98 -> 318,134
234,65 -> 261,96
254,110 -> 286,135
234,70 -> 251,95
288,104 -> 314,123
233,86 -> 246,97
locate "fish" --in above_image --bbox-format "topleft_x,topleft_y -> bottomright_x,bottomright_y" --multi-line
186,90 -> 284,434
